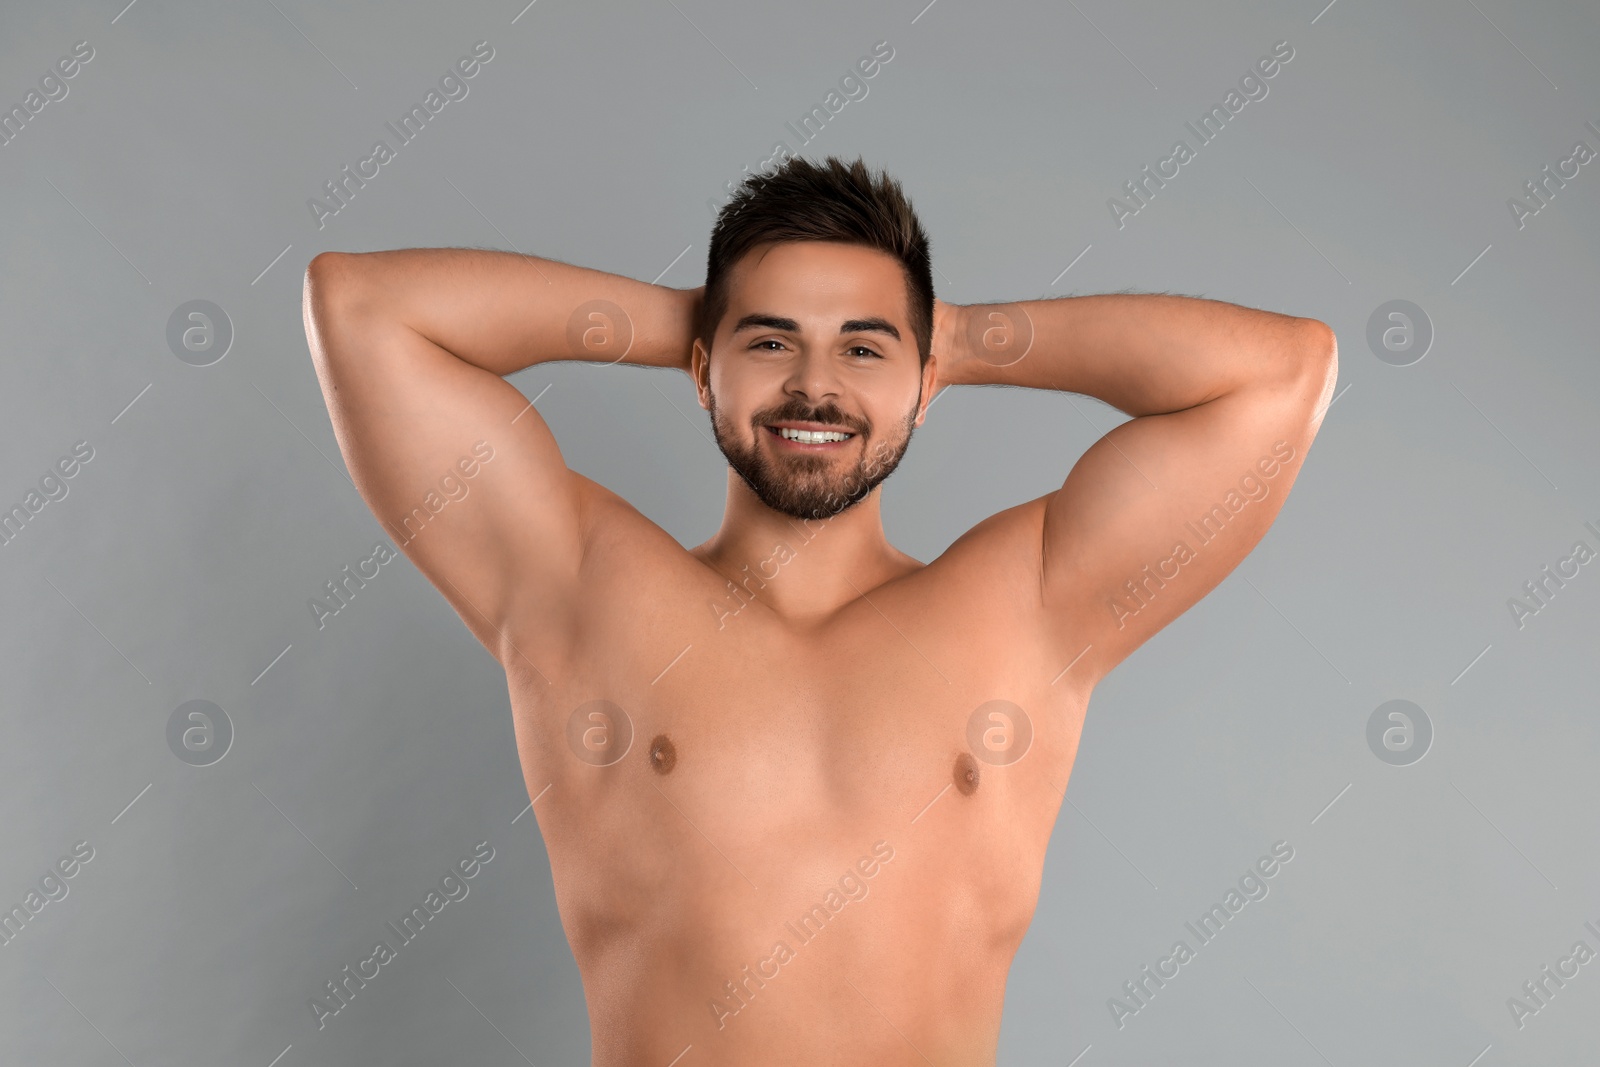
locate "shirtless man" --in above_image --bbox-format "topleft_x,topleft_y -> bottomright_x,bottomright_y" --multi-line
301,155 -> 1336,1065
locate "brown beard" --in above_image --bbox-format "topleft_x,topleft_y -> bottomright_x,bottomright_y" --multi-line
707,391 -> 920,521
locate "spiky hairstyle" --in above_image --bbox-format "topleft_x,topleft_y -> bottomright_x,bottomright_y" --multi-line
698,156 -> 934,367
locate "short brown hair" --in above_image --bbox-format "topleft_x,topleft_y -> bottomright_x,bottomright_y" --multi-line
698,156 -> 934,368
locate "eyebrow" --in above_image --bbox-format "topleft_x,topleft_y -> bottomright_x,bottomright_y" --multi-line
731,313 -> 902,342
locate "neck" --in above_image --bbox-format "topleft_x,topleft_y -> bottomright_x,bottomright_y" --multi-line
690,469 -> 922,624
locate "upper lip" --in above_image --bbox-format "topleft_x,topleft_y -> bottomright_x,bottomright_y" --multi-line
767,421 -> 856,434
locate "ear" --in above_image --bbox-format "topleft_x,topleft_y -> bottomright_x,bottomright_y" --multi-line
914,352 -> 940,427
691,337 -> 712,410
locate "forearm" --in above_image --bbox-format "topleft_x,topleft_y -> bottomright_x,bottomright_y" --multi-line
312,248 -> 700,377
942,293 -> 1323,415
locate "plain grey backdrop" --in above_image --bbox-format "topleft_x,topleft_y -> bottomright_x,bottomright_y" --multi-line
3,0 -> 1598,1064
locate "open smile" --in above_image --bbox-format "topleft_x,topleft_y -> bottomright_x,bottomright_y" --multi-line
764,424 -> 858,450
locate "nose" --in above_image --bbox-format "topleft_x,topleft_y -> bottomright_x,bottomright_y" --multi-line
783,347 -> 844,405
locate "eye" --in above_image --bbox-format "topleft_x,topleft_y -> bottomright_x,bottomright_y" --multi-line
751,339 -> 787,351
848,345 -> 882,359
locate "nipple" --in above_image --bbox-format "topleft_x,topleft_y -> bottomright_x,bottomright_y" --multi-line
648,734 -> 677,776
953,752 -> 980,796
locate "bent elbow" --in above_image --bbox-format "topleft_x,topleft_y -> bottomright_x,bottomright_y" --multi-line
1300,318 -> 1337,365
304,251 -> 354,306
303,252 -> 374,337
305,250 -> 338,280
1295,319 -> 1339,420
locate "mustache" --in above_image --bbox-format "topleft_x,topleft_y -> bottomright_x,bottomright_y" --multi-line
754,403 -> 867,434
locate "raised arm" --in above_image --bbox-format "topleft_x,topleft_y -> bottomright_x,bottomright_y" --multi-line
935,292 -> 1336,686
301,248 -> 699,672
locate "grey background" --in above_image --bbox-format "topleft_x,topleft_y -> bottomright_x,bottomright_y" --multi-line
3,0 -> 1597,1064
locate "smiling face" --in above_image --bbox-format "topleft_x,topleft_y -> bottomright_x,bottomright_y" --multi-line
693,241 -> 938,522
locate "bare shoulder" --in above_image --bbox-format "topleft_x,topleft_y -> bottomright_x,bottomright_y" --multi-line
920,493 -> 1050,600
572,472 -> 696,570
900,493 -> 1065,655
499,471 -> 704,682
573,471 -> 715,627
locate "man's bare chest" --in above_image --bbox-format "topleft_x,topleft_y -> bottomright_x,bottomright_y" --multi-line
505,547 -> 1090,852
496,533 -> 1097,985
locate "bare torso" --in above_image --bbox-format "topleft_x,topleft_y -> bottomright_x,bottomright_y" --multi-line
504,480 -> 1091,1066
301,242 -> 1331,1063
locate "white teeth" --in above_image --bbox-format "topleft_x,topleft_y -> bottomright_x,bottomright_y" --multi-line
776,427 -> 852,444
